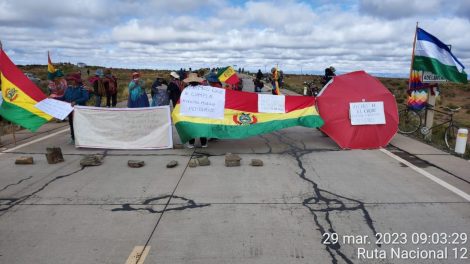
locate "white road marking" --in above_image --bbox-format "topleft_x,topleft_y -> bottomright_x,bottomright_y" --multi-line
0,128 -> 69,155
380,148 -> 470,202
125,246 -> 150,264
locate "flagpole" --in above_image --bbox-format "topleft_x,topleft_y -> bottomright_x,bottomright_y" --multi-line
408,22 -> 418,90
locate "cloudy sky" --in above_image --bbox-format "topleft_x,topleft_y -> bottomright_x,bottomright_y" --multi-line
1,0 -> 469,76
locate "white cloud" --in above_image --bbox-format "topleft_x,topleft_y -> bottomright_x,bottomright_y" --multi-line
0,0 -> 469,75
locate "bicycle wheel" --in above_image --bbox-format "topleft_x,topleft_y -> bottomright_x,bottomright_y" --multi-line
444,124 -> 459,150
398,109 -> 421,134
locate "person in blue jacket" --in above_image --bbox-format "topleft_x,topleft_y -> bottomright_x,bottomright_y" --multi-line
56,73 -> 89,143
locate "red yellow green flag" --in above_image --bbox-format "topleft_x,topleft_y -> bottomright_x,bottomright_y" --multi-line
172,87 -> 323,143
217,66 -> 240,85
0,49 -> 53,131
272,67 -> 281,95
47,51 -> 57,80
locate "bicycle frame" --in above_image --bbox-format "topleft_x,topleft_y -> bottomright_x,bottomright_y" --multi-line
423,106 -> 455,131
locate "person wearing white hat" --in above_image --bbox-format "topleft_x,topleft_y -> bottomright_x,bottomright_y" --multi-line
167,71 -> 184,107
182,73 -> 207,148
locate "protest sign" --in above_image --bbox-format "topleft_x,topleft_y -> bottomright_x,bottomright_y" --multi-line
35,98 -> 73,120
258,94 -> 285,113
73,106 -> 173,149
179,85 -> 226,119
349,101 -> 386,125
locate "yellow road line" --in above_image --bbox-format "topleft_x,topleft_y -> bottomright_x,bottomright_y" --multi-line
125,246 -> 150,264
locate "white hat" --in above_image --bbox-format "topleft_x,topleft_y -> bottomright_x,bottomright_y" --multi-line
170,71 -> 180,79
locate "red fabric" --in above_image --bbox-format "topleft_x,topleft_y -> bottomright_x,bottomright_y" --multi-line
316,71 -> 398,149
223,88 -> 315,113
0,50 -> 46,102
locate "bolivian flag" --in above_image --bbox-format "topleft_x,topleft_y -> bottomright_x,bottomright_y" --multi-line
0,49 -> 53,131
172,87 -> 323,143
217,66 -> 240,85
47,51 -> 57,80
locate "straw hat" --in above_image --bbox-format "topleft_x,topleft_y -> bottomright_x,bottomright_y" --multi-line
170,71 -> 180,79
183,72 -> 204,83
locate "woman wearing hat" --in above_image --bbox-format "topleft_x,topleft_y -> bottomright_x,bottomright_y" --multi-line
47,69 -> 67,99
128,72 -> 149,108
166,71 -> 184,107
56,73 -> 90,143
182,73 -> 208,148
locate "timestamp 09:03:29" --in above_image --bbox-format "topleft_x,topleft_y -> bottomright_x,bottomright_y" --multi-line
322,232 -> 468,246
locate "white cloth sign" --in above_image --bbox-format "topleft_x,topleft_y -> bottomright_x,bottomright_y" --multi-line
35,98 -> 73,120
349,101 -> 386,125
73,106 -> 173,149
179,85 -> 226,119
258,94 -> 285,113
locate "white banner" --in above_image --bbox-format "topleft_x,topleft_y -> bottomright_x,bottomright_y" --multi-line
35,98 -> 74,120
179,85 -> 226,119
258,94 -> 285,113
349,101 -> 386,125
73,106 -> 173,149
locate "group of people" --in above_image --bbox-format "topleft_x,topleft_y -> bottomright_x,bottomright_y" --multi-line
47,66 -> 335,146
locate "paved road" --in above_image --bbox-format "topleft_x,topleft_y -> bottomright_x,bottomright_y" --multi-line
0,77 -> 469,264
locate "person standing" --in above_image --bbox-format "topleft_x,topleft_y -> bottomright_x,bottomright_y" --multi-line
89,69 -> 105,107
56,73 -> 89,143
103,69 -> 118,107
167,71 -> 184,107
322,66 -> 336,85
182,73 -> 208,148
256,69 -> 263,81
47,69 -> 67,99
127,72 -> 149,108
150,77 -> 169,106
270,67 -> 281,95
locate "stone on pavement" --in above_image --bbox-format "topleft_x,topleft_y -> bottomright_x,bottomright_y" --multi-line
188,158 -> 198,167
45,147 -> 64,164
166,160 -> 178,168
197,156 -> 210,166
250,159 -> 263,166
80,155 -> 103,167
15,156 -> 34,165
225,153 -> 241,167
128,160 -> 145,168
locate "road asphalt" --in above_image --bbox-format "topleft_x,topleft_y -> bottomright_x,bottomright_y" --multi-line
0,77 -> 469,264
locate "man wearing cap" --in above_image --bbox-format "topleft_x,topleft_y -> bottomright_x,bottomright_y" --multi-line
89,69 -> 105,107
56,73 -> 89,143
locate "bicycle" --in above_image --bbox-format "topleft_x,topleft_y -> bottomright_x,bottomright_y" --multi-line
398,104 -> 461,149
303,81 -> 321,97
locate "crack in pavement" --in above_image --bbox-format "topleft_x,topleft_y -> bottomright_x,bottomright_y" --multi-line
0,167 -> 85,215
0,175 -> 33,192
272,132 -> 379,264
0,150 -> 109,216
111,195 -> 210,213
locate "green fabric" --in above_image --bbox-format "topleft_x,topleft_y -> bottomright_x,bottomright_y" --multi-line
413,55 -> 468,84
175,115 -> 324,143
0,100 -> 48,132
